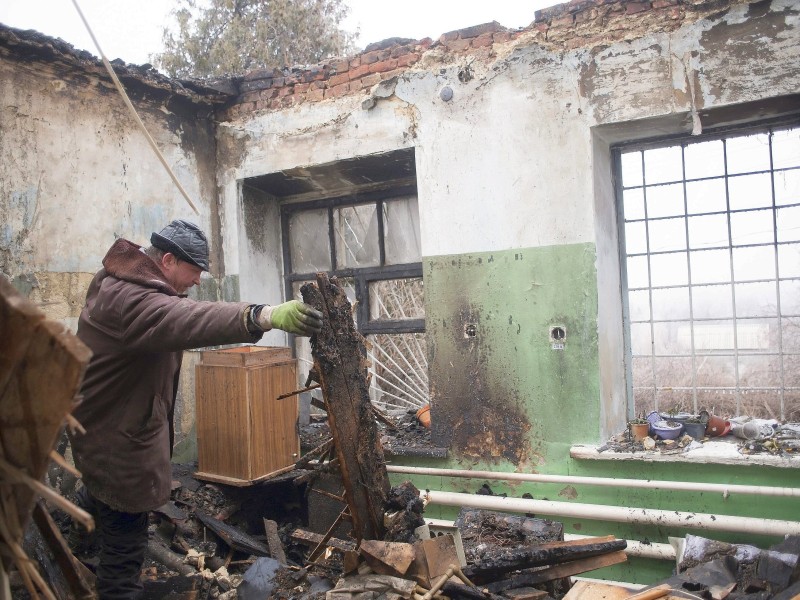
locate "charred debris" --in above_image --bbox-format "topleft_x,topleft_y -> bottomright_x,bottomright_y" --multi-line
14,274 -> 800,600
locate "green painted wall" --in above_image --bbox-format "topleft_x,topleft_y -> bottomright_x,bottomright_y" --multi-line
414,243 -> 799,585
425,243 -> 601,471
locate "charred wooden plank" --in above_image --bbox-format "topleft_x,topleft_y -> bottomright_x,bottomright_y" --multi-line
194,510 -> 270,556
464,539 -> 627,583
290,527 -> 356,552
301,273 -> 390,542
31,502 -> 96,599
483,551 -> 628,593
263,519 -> 288,565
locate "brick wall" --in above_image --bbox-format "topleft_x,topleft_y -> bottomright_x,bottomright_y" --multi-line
219,0 -> 751,120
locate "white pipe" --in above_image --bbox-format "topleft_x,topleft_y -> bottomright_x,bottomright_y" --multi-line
422,490 -> 800,537
388,465 -> 800,498
423,518 -> 675,561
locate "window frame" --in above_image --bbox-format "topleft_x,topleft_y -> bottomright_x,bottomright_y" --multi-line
612,117 -> 800,420
280,184 -> 424,336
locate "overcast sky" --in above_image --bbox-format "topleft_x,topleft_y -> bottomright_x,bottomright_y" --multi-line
0,0 -> 555,67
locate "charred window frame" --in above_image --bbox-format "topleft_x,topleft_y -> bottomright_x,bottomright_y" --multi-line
280,185 -> 424,335
613,119 -> 800,421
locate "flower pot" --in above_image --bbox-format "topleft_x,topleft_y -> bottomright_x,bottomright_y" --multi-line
683,421 -> 706,440
650,420 -> 683,440
701,411 -> 730,437
415,404 -> 431,428
629,422 -> 650,442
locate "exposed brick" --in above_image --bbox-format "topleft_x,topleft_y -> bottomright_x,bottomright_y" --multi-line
418,37 -> 433,48
259,88 -> 277,100
369,58 -> 399,74
652,0 -> 678,6
396,53 -> 420,67
294,82 -> 311,94
306,88 -> 324,102
551,13 -> 575,27
281,95 -> 296,107
493,31 -> 513,43
241,91 -> 261,103
243,67 -> 274,81
444,38 -> 472,52
310,80 -> 326,90
255,99 -> 269,110
472,32 -> 495,48
575,7 -> 599,22
331,59 -> 350,72
349,57 -> 361,68
361,50 -> 381,65
349,63 -> 372,79
239,78 -> 273,92
325,83 -> 350,98
269,98 -> 282,109
271,76 -> 286,88
277,85 -> 293,97
439,31 -> 460,43
359,73 -> 382,88
380,68 -> 406,80
626,2 -> 650,14
455,21 -> 505,39
390,45 -> 414,58
328,72 -> 350,87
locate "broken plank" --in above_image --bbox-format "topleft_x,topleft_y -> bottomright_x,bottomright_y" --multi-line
484,551 -> 629,593
359,539 -> 416,577
301,273 -> 390,542
194,510 -> 270,556
464,539 -> 627,583
290,528 -> 356,553
263,519 -> 288,565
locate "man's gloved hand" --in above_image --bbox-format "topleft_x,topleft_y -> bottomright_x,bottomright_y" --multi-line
257,300 -> 323,336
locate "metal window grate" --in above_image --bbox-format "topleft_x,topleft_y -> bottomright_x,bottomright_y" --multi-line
617,125 -> 800,420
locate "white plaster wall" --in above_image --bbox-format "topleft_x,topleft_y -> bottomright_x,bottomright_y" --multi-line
0,63 -> 215,284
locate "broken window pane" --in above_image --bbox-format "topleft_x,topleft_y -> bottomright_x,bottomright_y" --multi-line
334,204 -> 380,268
289,209 -> 331,273
384,196 -> 421,265
366,332 -> 428,414
369,278 -> 424,321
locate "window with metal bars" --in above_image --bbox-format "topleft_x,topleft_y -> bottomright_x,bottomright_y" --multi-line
615,123 -> 800,421
281,190 -> 429,415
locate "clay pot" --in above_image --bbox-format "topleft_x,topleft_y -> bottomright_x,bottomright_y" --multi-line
415,404 -> 431,428
701,411 -> 730,437
629,422 -> 650,442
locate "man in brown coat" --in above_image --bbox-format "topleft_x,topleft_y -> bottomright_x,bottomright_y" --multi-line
69,219 -> 322,599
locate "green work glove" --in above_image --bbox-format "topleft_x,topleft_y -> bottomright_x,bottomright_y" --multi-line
257,300 -> 323,336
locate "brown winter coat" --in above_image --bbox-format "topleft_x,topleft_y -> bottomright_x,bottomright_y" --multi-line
70,238 -> 262,513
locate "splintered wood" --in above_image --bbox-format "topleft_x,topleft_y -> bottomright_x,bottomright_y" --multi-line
302,273 -> 390,543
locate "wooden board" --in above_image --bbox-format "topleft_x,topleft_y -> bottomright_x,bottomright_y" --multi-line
199,346 -> 292,367
195,350 -> 299,483
564,580 -> 684,600
0,278 -> 91,529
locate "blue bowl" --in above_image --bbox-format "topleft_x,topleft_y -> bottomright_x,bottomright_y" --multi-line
650,420 -> 683,440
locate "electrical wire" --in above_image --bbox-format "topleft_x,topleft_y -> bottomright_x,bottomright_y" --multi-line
69,0 -> 200,215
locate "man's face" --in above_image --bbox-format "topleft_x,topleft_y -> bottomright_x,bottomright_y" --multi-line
160,253 -> 203,294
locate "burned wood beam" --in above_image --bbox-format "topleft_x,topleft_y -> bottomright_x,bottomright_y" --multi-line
290,528 -> 356,553
31,502 -> 95,599
194,510 -> 270,557
301,273 -> 390,543
277,384 -> 321,400
263,519 -> 288,565
464,538 -> 627,583
483,551 -> 628,593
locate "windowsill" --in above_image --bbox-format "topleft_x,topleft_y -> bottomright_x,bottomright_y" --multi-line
571,440 -> 800,468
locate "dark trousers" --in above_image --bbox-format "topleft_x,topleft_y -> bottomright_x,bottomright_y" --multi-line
75,486 -> 149,600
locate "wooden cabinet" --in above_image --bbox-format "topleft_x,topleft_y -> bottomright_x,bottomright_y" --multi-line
195,346 -> 299,486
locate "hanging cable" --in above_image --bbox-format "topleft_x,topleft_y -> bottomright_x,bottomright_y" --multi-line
69,0 -> 200,215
